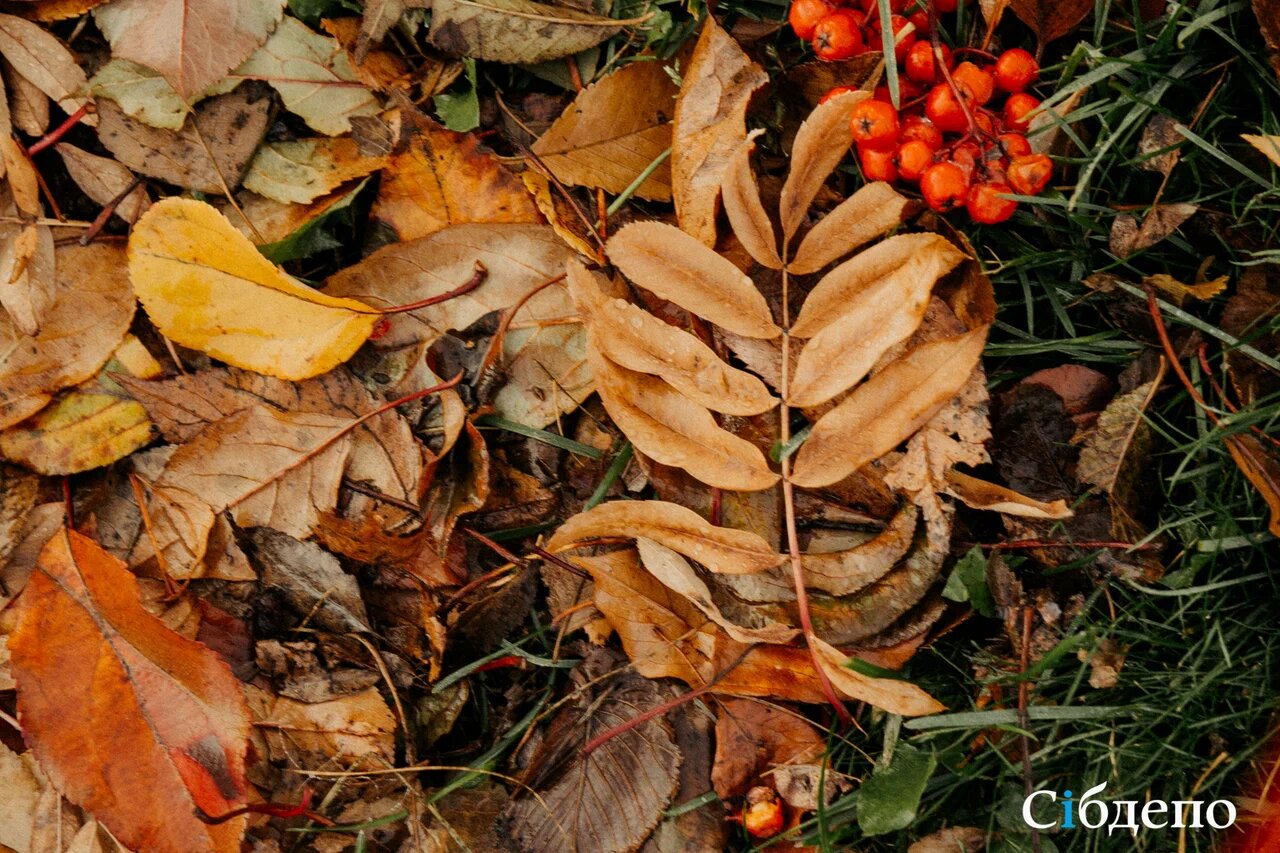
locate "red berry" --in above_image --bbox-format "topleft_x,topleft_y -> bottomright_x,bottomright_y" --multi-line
742,788 -> 785,839
812,9 -> 865,61
901,114 -> 943,149
820,85 -> 862,105
920,161 -> 969,211
850,99 -> 900,149
949,140 -> 983,180
879,14 -> 917,62
966,182 -> 1018,222
908,9 -> 930,35
1003,92 -> 1040,131
999,132 -> 1032,157
904,40 -> 950,83
925,83 -> 969,132
858,143 -> 898,181
973,107 -> 998,135
789,0 -> 836,41
994,47 -> 1039,93
934,0 -> 957,10
895,139 -> 934,181
1007,153 -> 1053,194
952,61 -> 995,105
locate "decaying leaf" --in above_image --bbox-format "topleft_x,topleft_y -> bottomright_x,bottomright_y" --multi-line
1243,133 -> 1280,168
249,528 -> 371,632
1109,202 -> 1198,258
1077,367 -> 1165,501
248,684 -> 395,767
8,529 -> 251,853
428,0 -> 631,65
1007,0 -> 1091,45
243,138 -> 387,204
1226,434 -> 1280,537
56,143 -> 150,223
711,698 -> 825,801
0,12 -> 95,122
671,18 -> 768,246
530,59 -> 677,201
945,470 -> 1072,520
0,219 -> 54,338
127,198 -> 377,380
908,827 -> 987,853
0,391 -> 152,475
721,131 -> 783,269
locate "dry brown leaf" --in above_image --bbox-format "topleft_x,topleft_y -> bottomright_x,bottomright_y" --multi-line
590,347 -> 780,491
9,529 -> 251,853
0,220 -> 54,338
1109,202 -> 1198,258
93,0 -> 285,99
788,181 -> 909,275
908,827 -> 987,853
0,390 -> 152,476
1077,368 -> 1164,502
96,89 -> 272,194
247,684 -> 395,767
1007,0 -> 1091,45
242,138 -> 387,204
326,223 -> 573,348
0,13 -> 95,123
21,0 -> 108,22
4,63 -> 47,136
0,463 -> 38,566
1139,114 -> 1183,176
1226,434 -> 1280,537
945,469 -> 1072,519
606,220 -> 780,339
568,260 -> 775,416
55,143 -> 149,223
721,130 -> 783,269
792,327 -> 988,488
0,741 -> 47,852
250,528 -> 371,633
711,698 -> 825,800
789,236 -> 965,407
0,244 -> 135,430
136,405 -> 353,577
778,88 -> 868,242
797,503 -> 918,597
1243,133 -> 1280,167
671,18 -> 767,246
321,16 -> 417,92
1144,272 -> 1227,306
531,59 -> 677,201
372,119 -> 541,240
547,499 -> 783,575
427,0 -> 630,65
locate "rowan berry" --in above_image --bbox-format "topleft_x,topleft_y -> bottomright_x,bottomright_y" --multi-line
952,61 -> 995,105
895,138 -> 934,181
998,132 -> 1032,157
1007,153 -> 1053,194
1003,92 -> 1040,131
820,85 -> 862,105
934,0 -> 957,10
925,83 -> 969,132
789,0 -> 836,41
742,788 -> 785,839
850,99 -> 900,148
857,143 -> 899,181
994,47 -> 1039,93
966,181 -> 1018,223
948,140 -> 983,180
901,114 -> 943,149
920,161 -> 969,211
812,9 -> 865,61
904,40 -> 950,83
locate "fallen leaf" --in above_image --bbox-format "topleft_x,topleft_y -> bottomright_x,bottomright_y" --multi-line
94,0 -> 285,99
0,243 -> 135,430
0,741 -> 46,853
1109,202 -> 1198,258
908,827 -> 986,853
95,89 -> 272,194
428,0 -> 630,65
503,649 -> 681,853
945,470 -> 1072,519
721,131 -> 783,269
371,118 -> 541,241
1243,133 -> 1280,168
856,744 -> 936,836
55,143 -> 149,223
711,697 -> 825,800
0,13 -> 95,123
1139,114 -> 1183,176
1020,363 -> 1114,417
547,499 -> 783,575
607,220 -> 780,339
589,347 -> 780,491
247,684 -> 395,766
492,318 -> 593,429
0,219 -> 54,338
1077,368 -> 1164,502
88,58 -> 209,131
0,463 -> 38,566
788,181 -> 909,275
1256,0 -> 1280,83
233,16 -> 380,135
797,504 -> 919,597
325,222 -> 572,348
321,16 -> 418,92
1007,0 -> 1091,45
1143,272 -> 1227,306
0,391 -> 151,475
249,528 -> 371,632
792,327 -> 988,488
127,197 -> 377,380
1226,434 -> 1280,537
23,0 -> 109,22
135,404 -> 353,577
1077,637 -> 1127,689
672,18 -> 767,246
242,138 -> 386,204
778,88 -> 867,241
530,59 -> 677,201
8,529 -> 251,852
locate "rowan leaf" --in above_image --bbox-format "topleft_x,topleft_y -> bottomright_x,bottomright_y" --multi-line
8,529 -> 252,853
606,221 -> 780,339
55,143 -> 149,223
721,131 -> 783,269
428,0 -> 630,64
799,503 -> 919,596
778,88 -> 869,241
789,236 -> 966,407
788,181 -> 910,275
530,59 -> 677,201
547,499 -> 784,575
671,18 -> 767,246
792,327 -> 989,488
93,0 -> 285,99
568,260 -> 775,416
242,138 -> 387,204
127,197 -> 378,381
945,470 -> 1073,519
88,58 -> 196,130
589,347 -> 780,491
0,220 -> 54,337
1225,435 -> 1280,537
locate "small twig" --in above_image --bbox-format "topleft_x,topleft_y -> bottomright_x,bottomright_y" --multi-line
0,708 -> 20,733
196,789 -> 331,826
374,262 -> 487,314
79,174 -> 144,246
27,103 -> 94,156
62,476 -> 74,528
438,561 -> 520,613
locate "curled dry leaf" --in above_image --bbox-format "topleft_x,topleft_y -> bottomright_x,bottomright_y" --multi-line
568,260 -> 775,416
711,697 -> 825,800
0,220 -> 54,338
789,235 -> 966,407
249,528 -> 371,633
530,59 -> 677,201
55,143 -> 149,223
247,684 -> 394,767
325,223 -> 573,348
671,17 -> 768,246
0,243 -> 135,430
788,181 -> 909,275
945,470 -> 1072,520
798,503 -> 918,597
1109,202 -> 1198,258
607,221 -> 779,339
8,529 -> 251,853
1226,434 -> 1280,537
1007,0 -> 1092,46
721,131 -> 783,269
778,88 -> 868,241
242,138 -> 387,204
0,13 -> 95,123
792,326 -> 988,488
94,0 -> 285,99
1076,368 -> 1164,502
128,198 -> 377,380
589,347 -> 780,491
546,499 -> 784,575
428,0 -> 630,64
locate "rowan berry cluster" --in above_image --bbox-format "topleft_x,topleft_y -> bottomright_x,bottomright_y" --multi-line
789,0 -> 1054,223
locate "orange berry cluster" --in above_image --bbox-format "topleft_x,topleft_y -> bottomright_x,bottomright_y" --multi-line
790,0 -> 1054,223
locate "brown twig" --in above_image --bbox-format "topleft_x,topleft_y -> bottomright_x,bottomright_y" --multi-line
26,103 -> 94,156
79,174 -> 144,246
341,479 -> 423,515
374,262 -> 487,314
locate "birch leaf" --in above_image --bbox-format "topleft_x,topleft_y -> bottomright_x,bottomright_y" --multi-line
428,0 -> 630,64
55,143 -> 149,223
547,499 -> 783,575
778,88 -> 868,241
721,131 -> 782,269
788,181 -> 909,274
606,221 -> 779,339
127,197 -> 378,381
792,327 -> 988,488
243,138 -> 387,204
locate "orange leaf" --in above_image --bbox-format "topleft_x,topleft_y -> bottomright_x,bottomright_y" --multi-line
8,529 -> 251,853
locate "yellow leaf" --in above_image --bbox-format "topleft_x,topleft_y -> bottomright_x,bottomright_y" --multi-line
0,393 -> 151,475
127,198 -> 377,381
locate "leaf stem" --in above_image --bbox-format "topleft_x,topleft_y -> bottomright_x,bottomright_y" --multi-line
26,103 -> 94,156
374,262 -> 488,314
